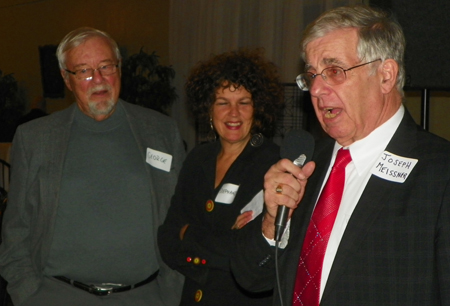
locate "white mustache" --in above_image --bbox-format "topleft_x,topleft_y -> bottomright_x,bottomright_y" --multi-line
88,84 -> 111,95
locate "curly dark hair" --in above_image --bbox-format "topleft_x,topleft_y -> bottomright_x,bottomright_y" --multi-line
185,49 -> 284,138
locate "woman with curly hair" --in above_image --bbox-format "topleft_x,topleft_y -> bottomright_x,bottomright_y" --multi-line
158,49 -> 284,305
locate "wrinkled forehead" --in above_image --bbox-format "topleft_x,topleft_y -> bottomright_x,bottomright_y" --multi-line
65,37 -> 117,67
304,28 -> 360,69
304,58 -> 347,71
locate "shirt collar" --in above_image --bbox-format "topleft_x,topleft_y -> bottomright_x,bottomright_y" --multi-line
332,104 -> 405,175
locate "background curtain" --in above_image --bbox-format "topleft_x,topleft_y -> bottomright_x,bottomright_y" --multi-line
170,0 -> 367,151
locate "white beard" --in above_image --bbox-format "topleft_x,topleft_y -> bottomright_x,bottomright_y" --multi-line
87,84 -> 116,116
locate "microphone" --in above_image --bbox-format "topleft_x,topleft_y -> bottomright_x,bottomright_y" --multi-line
274,129 -> 315,242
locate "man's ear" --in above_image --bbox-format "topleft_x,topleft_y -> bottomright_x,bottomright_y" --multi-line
379,59 -> 399,94
61,69 -> 73,91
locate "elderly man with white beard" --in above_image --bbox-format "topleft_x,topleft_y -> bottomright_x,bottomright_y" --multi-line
0,27 -> 185,306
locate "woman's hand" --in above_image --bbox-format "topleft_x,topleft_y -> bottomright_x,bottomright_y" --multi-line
180,224 -> 189,240
231,210 -> 253,230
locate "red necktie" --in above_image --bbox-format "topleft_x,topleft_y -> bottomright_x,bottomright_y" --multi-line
292,148 -> 352,306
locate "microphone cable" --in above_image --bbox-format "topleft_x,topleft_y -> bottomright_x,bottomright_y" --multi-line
275,239 -> 285,306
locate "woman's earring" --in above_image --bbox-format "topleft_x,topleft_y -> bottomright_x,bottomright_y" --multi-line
250,133 -> 263,147
207,118 -> 217,142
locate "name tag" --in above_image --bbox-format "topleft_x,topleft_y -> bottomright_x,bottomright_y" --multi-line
146,148 -> 172,172
371,151 -> 418,183
215,183 -> 239,204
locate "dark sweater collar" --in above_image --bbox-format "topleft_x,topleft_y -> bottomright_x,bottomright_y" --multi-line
74,100 -> 125,132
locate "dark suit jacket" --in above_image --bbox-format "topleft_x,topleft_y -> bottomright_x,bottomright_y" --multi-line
0,101 -> 186,306
232,110 -> 450,306
158,139 -> 279,305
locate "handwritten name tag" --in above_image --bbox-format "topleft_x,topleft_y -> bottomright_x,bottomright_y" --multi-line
215,183 -> 240,204
146,148 -> 172,172
371,151 -> 418,183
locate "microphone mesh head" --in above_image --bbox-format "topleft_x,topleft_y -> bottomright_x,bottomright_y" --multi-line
280,129 -> 315,163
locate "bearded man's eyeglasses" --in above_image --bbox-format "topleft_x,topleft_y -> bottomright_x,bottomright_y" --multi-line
65,64 -> 119,81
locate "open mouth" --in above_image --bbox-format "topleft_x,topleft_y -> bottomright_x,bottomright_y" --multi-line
92,90 -> 108,95
89,85 -> 110,96
324,108 -> 341,119
226,122 -> 242,127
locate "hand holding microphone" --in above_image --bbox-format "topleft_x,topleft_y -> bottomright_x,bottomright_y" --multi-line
263,130 -> 315,242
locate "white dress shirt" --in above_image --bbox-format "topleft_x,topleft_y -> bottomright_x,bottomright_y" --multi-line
319,105 -> 405,299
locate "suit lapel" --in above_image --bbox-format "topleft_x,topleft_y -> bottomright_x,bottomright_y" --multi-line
290,140 -> 334,241
122,101 -> 185,233
122,101 -> 163,232
38,105 -> 75,262
321,111 -> 419,302
201,142 -> 220,192
45,105 -> 74,213
122,100 -> 156,161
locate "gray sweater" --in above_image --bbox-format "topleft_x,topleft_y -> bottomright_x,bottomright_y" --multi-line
44,103 -> 158,284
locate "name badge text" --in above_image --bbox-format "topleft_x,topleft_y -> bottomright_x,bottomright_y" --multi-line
146,148 -> 172,172
371,151 -> 418,183
215,183 -> 240,204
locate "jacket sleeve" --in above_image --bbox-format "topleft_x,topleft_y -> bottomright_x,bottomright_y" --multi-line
0,128 -> 42,306
230,213 -> 280,293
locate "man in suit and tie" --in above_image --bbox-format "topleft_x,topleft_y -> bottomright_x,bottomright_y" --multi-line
0,27 -> 185,306
232,5 -> 450,305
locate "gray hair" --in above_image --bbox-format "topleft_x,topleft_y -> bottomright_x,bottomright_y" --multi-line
301,5 -> 405,95
56,27 -> 121,70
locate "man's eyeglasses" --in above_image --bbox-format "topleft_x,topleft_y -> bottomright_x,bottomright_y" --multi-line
65,64 -> 119,81
296,59 -> 381,91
